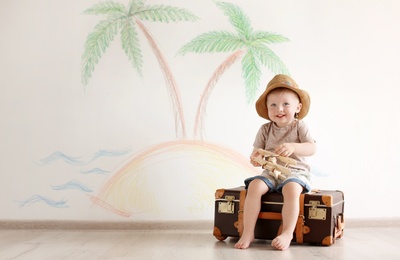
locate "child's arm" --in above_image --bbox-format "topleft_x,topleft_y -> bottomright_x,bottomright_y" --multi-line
274,142 -> 316,157
249,148 -> 262,167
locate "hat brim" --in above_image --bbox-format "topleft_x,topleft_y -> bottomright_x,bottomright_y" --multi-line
255,82 -> 310,120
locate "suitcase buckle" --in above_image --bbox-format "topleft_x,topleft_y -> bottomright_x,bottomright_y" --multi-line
308,200 -> 326,220
218,196 -> 235,214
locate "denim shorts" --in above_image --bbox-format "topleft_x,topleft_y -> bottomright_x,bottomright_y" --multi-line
244,169 -> 311,193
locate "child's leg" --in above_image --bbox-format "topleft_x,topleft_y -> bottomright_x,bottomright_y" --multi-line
271,182 -> 303,250
234,179 -> 269,249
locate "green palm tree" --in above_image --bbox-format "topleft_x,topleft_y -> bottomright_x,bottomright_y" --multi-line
178,2 -> 290,140
81,0 -> 198,139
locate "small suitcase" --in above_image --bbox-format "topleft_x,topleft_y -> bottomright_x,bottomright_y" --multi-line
213,186 -> 345,246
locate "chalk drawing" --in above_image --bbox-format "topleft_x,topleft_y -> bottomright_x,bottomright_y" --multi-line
22,2 -> 289,218
81,1 -> 289,217
178,2 -> 290,139
17,195 -> 68,208
51,180 -> 93,193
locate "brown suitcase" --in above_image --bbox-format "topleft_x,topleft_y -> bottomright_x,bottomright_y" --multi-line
213,186 -> 345,246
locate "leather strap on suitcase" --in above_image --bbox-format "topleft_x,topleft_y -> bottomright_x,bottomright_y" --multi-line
236,190 -> 310,243
235,189 -> 247,237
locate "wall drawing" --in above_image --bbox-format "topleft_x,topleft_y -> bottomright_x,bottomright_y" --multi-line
21,1 -> 290,219
18,148 -> 133,209
178,2 -> 289,139
81,1 -> 197,139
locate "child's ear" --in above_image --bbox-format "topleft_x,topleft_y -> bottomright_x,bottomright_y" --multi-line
297,102 -> 302,113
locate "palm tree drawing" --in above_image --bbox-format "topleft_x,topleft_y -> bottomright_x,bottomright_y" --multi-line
178,2 -> 290,140
81,0 -> 199,139
78,1 -> 291,218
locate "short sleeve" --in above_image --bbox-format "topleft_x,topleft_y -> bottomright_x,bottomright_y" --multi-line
253,123 -> 269,149
297,120 -> 315,143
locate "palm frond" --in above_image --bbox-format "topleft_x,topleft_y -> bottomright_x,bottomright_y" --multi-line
81,19 -> 120,86
241,50 -> 262,103
251,31 -> 290,44
256,47 -> 290,75
135,5 -> 199,23
128,0 -> 144,14
216,2 -> 253,39
121,20 -> 143,76
83,1 -> 127,17
177,31 -> 244,55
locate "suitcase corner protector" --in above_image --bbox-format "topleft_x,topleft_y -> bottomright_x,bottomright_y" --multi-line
322,236 -> 334,246
215,189 -> 225,199
322,195 -> 333,207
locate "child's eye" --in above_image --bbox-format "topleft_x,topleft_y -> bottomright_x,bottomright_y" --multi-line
284,102 -> 290,106
270,103 -> 276,107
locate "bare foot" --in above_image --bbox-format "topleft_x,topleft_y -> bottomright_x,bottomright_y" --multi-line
234,235 -> 254,249
271,233 -> 293,250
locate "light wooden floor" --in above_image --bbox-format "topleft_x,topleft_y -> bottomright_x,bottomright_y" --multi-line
1,225 -> 399,260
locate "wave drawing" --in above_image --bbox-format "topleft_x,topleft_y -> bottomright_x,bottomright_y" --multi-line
17,195 -> 68,208
51,180 -> 93,192
80,168 -> 110,175
38,147 -> 132,166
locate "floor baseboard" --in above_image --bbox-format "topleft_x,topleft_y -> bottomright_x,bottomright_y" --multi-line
0,218 -> 399,230
0,220 -> 213,230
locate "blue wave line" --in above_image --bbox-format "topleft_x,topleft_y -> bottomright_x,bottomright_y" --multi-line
17,195 -> 68,208
90,147 -> 132,162
80,168 -> 110,175
38,147 -> 132,166
38,151 -> 83,165
51,180 -> 93,192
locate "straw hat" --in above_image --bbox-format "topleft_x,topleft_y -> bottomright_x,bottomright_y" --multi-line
255,74 -> 310,120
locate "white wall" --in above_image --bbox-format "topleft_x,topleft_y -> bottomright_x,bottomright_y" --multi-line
1,0 -> 400,222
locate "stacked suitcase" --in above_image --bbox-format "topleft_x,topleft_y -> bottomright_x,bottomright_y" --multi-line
213,186 -> 345,245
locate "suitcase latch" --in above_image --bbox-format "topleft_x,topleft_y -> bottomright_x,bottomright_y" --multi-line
218,195 -> 235,214
308,200 -> 326,220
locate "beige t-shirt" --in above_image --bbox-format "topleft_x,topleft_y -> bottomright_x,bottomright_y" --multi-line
253,119 -> 314,171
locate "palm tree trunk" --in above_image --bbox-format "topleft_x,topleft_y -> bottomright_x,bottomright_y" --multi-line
135,18 -> 187,139
193,49 -> 245,140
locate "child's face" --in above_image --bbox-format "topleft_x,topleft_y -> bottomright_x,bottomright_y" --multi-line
266,90 -> 302,127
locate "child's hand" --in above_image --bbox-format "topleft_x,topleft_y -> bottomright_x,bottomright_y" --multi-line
250,150 -> 262,167
275,143 -> 295,157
